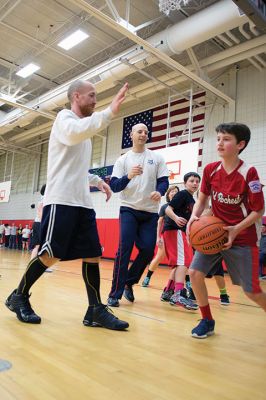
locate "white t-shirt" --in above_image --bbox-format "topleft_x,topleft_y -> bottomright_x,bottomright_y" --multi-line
22,228 -> 31,239
4,226 -> 11,235
112,149 -> 169,213
0,224 -> 5,234
43,107 -> 113,209
10,226 -> 17,235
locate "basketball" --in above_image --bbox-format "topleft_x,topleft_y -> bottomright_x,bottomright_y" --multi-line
189,216 -> 228,255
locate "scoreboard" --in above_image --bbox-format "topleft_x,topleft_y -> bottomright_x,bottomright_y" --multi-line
89,165 -> 114,192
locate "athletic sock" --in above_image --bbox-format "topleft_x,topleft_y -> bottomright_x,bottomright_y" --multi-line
17,257 -> 48,295
199,304 -> 213,320
166,279 -> 174,291
174,282 -> 184,292
219,287 -> 227,295
185,274 -> 191,288
147,270 -> 154,279
82,262 -> 101,306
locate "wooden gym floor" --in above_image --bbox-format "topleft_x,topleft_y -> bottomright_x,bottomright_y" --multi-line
0,248 -> 265,400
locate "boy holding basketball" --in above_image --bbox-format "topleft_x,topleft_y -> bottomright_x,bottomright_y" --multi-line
187,123 -> 266,339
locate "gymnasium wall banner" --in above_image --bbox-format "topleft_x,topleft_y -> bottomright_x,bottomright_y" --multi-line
89,165 -> 114,192
155,142 -> 199,184
0,180 -> 11,203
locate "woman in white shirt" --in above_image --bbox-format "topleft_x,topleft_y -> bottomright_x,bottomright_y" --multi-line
22,225 -> 31,251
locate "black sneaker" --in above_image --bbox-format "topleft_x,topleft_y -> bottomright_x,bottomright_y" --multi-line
220,293 -> 230,306
123,285 -> 135,302
180,288 -> 188,298
107,297 -> 120,307
160,288 -> 174,302
187,287 -> 196,301
83,304 -> 129,330
5,289 -> 41,324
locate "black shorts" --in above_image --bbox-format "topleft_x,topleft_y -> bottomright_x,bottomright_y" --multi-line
31,222 -> 41,247
39,205 -> 102,261
206,260 -> 224,278
22,237 -> 29,242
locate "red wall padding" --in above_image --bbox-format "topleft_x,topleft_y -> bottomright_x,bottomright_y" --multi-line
97,219 -> 147,261
2,218 -> 161,262
3,219 -> 230,269
97,220 -> 228,268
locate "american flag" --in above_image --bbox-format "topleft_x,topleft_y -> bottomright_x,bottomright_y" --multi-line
121,92 -> 205,167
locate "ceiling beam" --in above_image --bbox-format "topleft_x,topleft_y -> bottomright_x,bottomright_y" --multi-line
3,33 -> 265,144
68,0 -> 235,105
0,97 -> 56,123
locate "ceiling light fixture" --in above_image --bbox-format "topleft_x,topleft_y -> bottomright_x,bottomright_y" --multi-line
16,63 -> 40,78
58,29 -> 89,50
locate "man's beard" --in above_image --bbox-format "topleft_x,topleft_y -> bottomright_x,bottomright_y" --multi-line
80,105 -> 94,117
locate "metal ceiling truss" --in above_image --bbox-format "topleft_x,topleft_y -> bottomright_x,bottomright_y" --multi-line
67,0 -> 235,105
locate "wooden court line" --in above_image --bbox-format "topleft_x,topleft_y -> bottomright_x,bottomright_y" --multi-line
119,309 -> 166,323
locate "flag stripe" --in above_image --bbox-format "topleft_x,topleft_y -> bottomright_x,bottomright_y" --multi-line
153,92 -> 205,112
153,113 -> 205,133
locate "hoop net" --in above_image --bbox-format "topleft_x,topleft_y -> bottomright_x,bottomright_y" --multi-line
159,0 -> 190,15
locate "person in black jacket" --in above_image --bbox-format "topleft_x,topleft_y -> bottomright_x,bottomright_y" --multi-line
160,172 -> 200,310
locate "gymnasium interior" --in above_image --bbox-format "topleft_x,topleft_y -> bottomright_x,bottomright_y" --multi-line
0,0 -> 266,399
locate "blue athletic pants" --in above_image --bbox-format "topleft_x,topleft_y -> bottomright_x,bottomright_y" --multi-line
109,206 -> 158,299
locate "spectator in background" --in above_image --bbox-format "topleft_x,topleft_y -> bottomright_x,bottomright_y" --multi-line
9,223 -> 17,249
259,219 -> 266,280
22,224 -> 31,251
0,222 -> 5,246
28,225 -> 34,251
4,223 -> 11,248
17,224 -> 23,250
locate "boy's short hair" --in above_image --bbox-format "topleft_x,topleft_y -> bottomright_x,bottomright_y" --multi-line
183,172 -> 201,183
166,185 -> 179,202
215,123 -> 250,154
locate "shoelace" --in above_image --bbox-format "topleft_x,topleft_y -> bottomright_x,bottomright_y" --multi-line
102,305 -> 119,320
102,304 -> 116,316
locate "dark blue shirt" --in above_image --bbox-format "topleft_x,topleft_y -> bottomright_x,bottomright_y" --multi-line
163,189 -> 195,232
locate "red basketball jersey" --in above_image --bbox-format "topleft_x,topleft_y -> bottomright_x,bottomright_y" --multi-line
201,160 -> 264,246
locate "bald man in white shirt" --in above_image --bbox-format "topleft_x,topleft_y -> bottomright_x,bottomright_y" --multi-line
108,123 -> 169,307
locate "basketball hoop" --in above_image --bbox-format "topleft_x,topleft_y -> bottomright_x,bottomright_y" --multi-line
158,0 -> 190,15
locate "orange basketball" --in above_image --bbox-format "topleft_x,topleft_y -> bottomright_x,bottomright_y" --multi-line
189,215 -> 228,255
